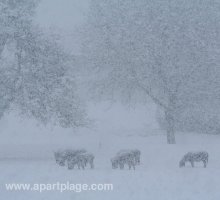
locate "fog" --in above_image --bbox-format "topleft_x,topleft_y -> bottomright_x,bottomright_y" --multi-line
0,0 -> 158,145
35,0 -> 90,54
1,1 -> 220,199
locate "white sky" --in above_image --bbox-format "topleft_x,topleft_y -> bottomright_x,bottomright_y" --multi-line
35,0 -> 90,54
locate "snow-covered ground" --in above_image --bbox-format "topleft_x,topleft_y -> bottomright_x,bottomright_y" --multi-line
1,133 -> 220,200
0,104 -> 220,200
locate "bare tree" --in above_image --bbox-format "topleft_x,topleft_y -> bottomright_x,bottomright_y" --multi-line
82,0 -> 220,143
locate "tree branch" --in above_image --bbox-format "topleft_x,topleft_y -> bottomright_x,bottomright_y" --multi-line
131,70 -> 168,110
0,34 -> 8,58
175,65 -> 200,93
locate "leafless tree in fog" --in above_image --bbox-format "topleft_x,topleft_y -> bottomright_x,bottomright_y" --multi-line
82,0 -> 220,143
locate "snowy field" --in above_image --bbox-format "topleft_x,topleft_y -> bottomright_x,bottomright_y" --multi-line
1,133 -> 220,200
0,104 -> 219,200
1,0 -> 220,199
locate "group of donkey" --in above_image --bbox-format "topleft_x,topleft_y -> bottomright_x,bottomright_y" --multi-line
54,149 -> 94,170
54,149 -> 209,170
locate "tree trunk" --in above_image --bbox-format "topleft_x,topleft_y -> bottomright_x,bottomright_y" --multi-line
165,110 -> 176,144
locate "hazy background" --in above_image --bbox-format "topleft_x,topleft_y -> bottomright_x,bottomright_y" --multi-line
1,1 -> 220,199
36,0 -> 90,54
0,0 -> 158,146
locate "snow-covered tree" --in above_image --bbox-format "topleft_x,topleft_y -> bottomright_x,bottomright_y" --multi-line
82,0 -> 220,143
0,0 -> 88,128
